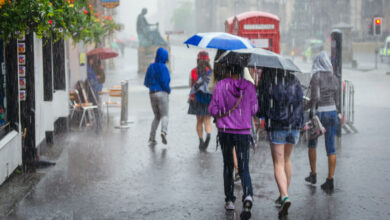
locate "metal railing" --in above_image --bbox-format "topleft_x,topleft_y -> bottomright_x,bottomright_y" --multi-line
342,80 -> 358,133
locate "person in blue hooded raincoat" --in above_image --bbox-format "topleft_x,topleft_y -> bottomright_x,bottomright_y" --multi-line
144,47 -> 171,145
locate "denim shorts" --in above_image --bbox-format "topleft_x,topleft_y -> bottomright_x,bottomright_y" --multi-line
308,111 -> 338,156
268,130 -> 300,145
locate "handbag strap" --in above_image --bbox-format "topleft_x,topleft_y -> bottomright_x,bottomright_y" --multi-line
215,93 -> 243,120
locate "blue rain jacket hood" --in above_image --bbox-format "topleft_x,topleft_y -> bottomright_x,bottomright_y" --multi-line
155,47 -> 168,63
144,47 -> 171,93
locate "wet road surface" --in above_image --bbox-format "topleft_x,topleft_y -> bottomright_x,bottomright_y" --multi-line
9,46 -> 390,219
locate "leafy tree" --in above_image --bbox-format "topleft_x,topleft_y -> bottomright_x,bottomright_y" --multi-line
0,0 -> 118,44
171,1 -> 195,33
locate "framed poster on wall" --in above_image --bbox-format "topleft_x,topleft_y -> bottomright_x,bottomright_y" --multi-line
19,90 -> 26,101
18,55 -> 25,65
19,65 -> 25,77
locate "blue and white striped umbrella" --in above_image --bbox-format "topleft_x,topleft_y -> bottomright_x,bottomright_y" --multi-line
184,32 -> 254,50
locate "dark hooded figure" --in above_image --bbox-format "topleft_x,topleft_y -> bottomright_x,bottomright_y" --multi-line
144,47 -> 170,145
257,67 -> 304,217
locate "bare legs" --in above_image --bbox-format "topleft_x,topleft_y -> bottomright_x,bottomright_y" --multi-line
308,148 -> 317,174
307,148 -> 336,179
271,144 -> 294,197
196,116 -> 212,139
196,116 -> 204,139
328,154 -> 336,179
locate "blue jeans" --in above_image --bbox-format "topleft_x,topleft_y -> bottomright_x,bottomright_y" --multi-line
218,132 -> 253,203
308,111 -> 338,156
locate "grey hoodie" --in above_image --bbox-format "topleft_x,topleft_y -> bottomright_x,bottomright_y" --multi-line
309,51 -> 340,112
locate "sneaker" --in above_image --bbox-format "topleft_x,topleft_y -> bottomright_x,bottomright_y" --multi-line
225,201 -> 235,210
240,196 -> 253,220
161,132 -> 167,145
278,196 -> 291,217
234,173 -> 241,182
274,196 -> 282,206
321,178 -> 334,191
148,138 -> 157,145
305,172 -> 317,184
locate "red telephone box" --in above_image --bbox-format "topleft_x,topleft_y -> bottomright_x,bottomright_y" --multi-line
225,11 -> 280,54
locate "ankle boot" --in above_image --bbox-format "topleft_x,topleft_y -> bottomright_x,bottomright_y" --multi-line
305,172 -> 317,184
204,133 -> 211,149
321,178 -> 334,191
199,138 -> 205,150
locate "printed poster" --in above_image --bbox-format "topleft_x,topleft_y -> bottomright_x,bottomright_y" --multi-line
18,43 -> 25,54
18,55 -> 25,65
19,78 -> 26,89
19,90 -> 26,101
19,65 -> 25,77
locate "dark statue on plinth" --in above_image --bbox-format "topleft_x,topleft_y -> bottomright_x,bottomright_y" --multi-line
136,8 -> 167,47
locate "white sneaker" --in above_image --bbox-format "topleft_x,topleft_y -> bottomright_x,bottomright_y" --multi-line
244,195 -> 253,203
241,196 -> 253,219
225,201 -> 235,210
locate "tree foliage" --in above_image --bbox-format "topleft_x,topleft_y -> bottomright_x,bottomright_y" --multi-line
171,1 -> 195,33
0,0 -> 118,44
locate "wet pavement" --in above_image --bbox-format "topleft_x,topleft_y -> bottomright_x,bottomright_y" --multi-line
6,46 -> 390,219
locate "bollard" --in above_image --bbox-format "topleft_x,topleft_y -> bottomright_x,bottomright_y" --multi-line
331,30 -> 343,138
115,80 -> 133,129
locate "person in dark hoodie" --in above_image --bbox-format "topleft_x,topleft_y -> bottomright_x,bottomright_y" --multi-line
209,64 -> 258,219
257,67 -> 304,217
144,47 -> 170,145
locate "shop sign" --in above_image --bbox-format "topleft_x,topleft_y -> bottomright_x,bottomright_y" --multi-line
244,24 -> 275,30
101,0 -> 119,8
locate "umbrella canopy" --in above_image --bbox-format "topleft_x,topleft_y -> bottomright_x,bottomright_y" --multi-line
184,32 -> 253,50
87,47 -> 119,60
218,48 -> 301,72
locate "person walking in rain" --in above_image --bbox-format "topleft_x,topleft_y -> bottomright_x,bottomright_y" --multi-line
87,56 -> 103,96
304,51 -> 340,191
209,64 -> 258,219
257,68 -> 304,217
144,47 -> 170,145
188,51 -> 213,151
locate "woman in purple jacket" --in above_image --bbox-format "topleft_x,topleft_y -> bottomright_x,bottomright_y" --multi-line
209,64 -> 258,219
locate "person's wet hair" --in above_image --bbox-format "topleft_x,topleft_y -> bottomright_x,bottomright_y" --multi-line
227,64 -> 243,76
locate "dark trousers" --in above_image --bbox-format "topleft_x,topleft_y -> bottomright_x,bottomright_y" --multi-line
218,132 -> 253,203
